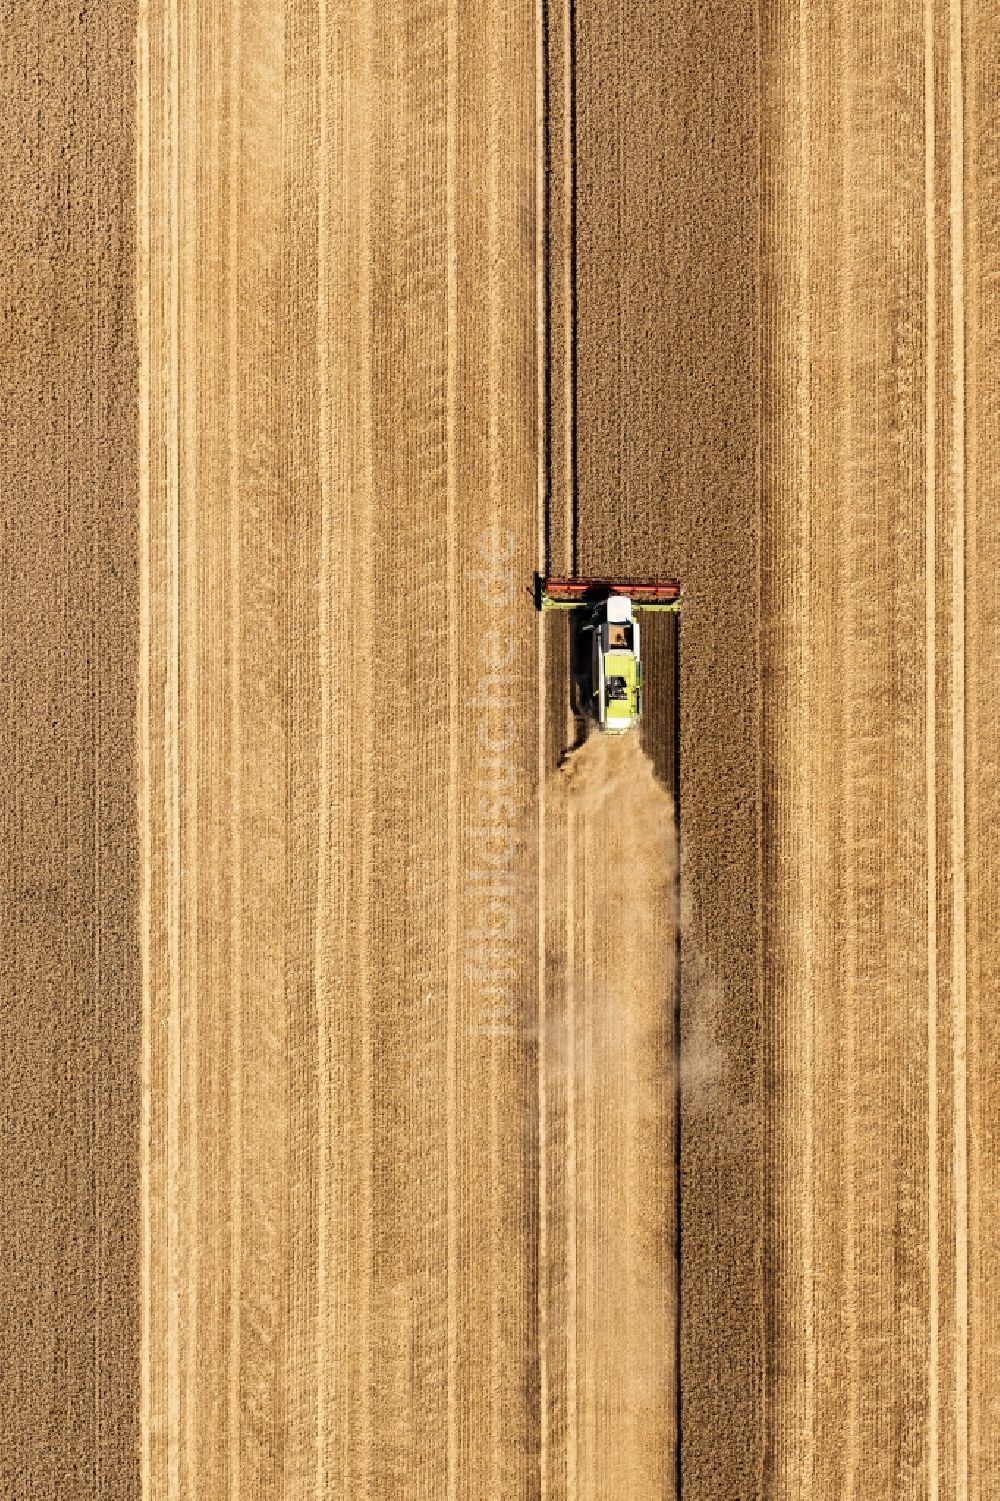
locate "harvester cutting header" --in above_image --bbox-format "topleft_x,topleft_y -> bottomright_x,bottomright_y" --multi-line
537,575 -> 681,736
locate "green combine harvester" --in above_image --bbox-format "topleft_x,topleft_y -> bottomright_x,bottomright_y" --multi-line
537,575 -> 681,735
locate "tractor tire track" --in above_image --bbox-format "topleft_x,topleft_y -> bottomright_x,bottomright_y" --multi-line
964,5 -> 1000,1495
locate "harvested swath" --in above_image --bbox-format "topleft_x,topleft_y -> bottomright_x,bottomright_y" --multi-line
540,730 -> 677,1495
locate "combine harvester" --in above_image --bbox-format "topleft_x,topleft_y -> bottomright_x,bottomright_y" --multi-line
537,575 -> 681,735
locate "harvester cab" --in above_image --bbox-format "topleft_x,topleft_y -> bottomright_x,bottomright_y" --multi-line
537,574 -> 681,735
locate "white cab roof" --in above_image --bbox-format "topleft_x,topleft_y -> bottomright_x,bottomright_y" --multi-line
606,594 -> 632,622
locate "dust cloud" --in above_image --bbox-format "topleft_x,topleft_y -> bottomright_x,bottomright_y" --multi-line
556,726 -> 676,1111
562,734 -> 745,1128
561,722 -> 674,821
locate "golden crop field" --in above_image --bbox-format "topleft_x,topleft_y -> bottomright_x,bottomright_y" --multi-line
2,0 -> 998,1497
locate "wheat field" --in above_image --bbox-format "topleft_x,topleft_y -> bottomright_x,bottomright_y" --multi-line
1,0 -> 997,1496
